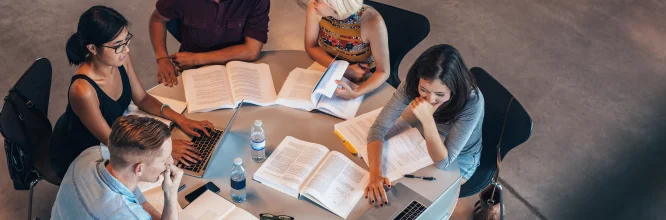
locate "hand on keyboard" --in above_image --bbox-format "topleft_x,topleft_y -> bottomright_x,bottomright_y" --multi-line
176,118 -> 214,137
172,139 -> 202,166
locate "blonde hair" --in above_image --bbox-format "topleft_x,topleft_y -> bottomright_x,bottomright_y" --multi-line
324,0 -> 364,18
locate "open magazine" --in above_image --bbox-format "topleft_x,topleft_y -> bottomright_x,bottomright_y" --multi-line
182,61 -> 277,113
253,136 -> 369,219
179,190 -> 256,220
334,108 -> 434,181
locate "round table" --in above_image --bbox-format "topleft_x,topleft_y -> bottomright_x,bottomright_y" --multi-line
148,50 -> 461,219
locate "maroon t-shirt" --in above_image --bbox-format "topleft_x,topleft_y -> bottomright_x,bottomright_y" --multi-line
156,0 -> 269,53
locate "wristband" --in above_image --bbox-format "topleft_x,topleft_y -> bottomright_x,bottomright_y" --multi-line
156,56 -> 170,63
160,104 -> 170,118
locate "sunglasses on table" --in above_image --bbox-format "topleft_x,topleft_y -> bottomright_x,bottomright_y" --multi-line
259,213 -> 294,220
101,32 -> 133,54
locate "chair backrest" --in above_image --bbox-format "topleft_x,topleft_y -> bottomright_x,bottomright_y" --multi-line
364,1 -> 430,88
472,67 -> 532,160
0,58 -> 60,187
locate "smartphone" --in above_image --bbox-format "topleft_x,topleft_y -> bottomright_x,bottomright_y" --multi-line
185,182 -> 220,202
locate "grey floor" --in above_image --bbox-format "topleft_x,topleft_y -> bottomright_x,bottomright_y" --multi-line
1,0 -> 665,219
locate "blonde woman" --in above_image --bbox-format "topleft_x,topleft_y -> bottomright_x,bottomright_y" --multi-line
305,0 -> 390,99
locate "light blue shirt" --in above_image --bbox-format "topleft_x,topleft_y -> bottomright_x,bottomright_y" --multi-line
51,146 -> 151,220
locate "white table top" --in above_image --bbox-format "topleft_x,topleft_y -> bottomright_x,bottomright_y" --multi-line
148,50 -> 460,219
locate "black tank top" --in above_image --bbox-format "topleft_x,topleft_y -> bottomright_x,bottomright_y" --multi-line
50,66 -> 132,178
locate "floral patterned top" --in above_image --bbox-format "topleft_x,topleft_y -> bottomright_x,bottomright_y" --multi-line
318,5 -> 375,69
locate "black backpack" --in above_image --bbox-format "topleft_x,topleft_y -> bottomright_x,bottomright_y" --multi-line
0,58 -> 58,190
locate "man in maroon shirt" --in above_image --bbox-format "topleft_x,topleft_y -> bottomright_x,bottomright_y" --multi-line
149,0 -> 270,87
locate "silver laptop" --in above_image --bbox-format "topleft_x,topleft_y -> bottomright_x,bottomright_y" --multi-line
176,101 -> 243,177
359,179 -> 461,220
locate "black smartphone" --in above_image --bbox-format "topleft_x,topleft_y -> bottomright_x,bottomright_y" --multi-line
185,182 -> 220,202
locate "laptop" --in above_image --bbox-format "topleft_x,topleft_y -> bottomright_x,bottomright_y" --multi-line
176,101 -> 243,177
359,178 -> 462,220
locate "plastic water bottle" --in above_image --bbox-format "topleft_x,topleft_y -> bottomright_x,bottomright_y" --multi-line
230,158 -> 247,203
250,120 -> 266,163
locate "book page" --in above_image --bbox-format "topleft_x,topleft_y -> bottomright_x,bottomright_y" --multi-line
182,65 -> 234,113
307,61 -> 328,72
253,136 -> 329,198
224,208 -> 258,220
334,108 -> 412,154
226,61 -> 277,106
316,77 -> 363,119
124,95 -> 188,126
139,176 -> 183,215
179,190 -> 236,220
312,60 -> 349,99
373,128 -> 434,181
275,68 -> 322,111
301,151 -> 370,219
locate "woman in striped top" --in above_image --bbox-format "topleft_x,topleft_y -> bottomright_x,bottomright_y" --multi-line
305,0 -> 390,99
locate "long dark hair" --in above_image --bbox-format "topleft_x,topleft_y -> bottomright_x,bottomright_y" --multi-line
404,44 -> 477,124
65,5 -> 128,66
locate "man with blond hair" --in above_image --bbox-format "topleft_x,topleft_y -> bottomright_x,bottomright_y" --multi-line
52,115 -> 183,220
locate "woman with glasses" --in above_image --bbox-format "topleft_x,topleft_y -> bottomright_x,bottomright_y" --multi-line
51,5 -> 212,178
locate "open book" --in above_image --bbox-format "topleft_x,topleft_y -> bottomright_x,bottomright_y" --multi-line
275,67 -> 362,119
334,108 -> 434,181
179,190 -> 257,220
137,176 -> 183,215
124,95 -> 187,126
253,136 -> 369,219
182,61 -> 277,113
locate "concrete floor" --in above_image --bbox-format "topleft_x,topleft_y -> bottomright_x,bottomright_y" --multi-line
1,0 -> 665,219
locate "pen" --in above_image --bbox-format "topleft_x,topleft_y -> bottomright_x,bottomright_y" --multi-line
178,184 -> 187,192
404,174 -> 436,181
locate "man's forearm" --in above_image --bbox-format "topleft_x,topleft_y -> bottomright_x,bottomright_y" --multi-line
198,43 -> 261,66
149,14 -> 170,59
161,196 -> 179,220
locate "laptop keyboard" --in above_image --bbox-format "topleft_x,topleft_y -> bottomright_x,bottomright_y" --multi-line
177,129 -> 223,173
393,200 -> 427,220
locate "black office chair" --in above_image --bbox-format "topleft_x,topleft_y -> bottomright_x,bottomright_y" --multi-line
0,58 -> 60,220
364,1 -> 430,88
459,67 -> 533,198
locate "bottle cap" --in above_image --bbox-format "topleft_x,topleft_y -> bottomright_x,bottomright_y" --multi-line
234,157 -> 242,166
254,120 -> 263,126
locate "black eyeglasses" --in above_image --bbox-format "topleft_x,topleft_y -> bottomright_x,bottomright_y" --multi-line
259,213 -> 294,220
102,32 -> 133,54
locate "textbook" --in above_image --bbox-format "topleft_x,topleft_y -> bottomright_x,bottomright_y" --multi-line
334,108 -> 434,181
179,190 -> 256,220
275,66 -> 363,120
253,136 -> 370,219
183,60 -> 361,119
182,61 -> 278,113
125,95 -> 187,126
